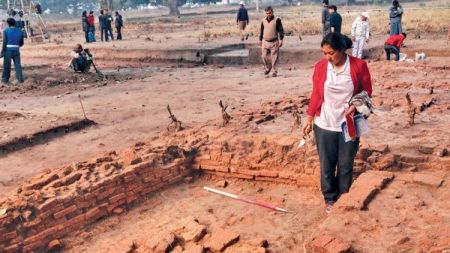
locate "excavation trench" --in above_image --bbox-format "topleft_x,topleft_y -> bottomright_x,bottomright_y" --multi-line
0,118 -> 96,156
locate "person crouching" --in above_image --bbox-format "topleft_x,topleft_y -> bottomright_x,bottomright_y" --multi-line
69,44 -> 93,73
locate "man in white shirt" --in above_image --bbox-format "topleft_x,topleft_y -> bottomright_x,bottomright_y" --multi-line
351,12 -> 370,59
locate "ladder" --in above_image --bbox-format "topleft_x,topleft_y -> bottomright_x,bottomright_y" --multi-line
6,0 -> 49,42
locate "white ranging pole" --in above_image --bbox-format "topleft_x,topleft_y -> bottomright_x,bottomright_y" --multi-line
203,186 -> 289,213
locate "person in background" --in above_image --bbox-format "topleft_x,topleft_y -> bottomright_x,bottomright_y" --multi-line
389,0 -> 403,35
105,9 -> 114,41
236,1 -> 249,41
259,6 -> 284,77
384,32 -> 407,61
321,0 -> 330,37
69,44 -> 93,73
351,12 -> 370,59
81,11 -> 89,43
328,5 -> 342,34
115,11 -> 123,40
87,11 -> 96,42
302,32 -> 373,213
1,18 -> 25,84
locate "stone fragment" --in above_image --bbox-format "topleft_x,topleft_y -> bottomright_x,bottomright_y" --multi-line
335,171 -> 394,211
204,228 -> 240,252
305,234 -> 351,253
183,244 -> 204,253
216,180 -> 228,188
121,148 -> 142,166
224,244 -> 267,253
173,217 -> 207,243
47,240 -> 62,252
112,207 -> 124,215
418,146 -> 434,155
412,173 -> 444,188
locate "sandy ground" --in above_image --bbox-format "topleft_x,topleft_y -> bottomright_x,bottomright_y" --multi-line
0,4 -> 449,252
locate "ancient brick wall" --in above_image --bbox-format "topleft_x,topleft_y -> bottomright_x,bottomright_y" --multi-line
0,145 -> 193,252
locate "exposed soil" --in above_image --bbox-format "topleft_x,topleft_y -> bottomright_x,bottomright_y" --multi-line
0,4 -> 449,253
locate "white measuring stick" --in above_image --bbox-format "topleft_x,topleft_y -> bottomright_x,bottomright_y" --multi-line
203,186 -> 289,213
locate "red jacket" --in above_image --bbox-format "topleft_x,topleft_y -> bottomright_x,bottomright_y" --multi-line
384,34 -> 405,50
307,55 -> 373,117
87,15 -> 95,26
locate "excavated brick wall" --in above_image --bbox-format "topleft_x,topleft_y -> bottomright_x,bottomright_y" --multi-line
0,145 -> 194,252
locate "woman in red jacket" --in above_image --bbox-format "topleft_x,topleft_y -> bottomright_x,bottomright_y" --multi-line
302,32 -> 372,213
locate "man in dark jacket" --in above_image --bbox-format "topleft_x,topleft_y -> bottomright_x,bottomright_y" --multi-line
1,18 -> 24,84
328,5 -> 342,34
236,1 -> 249,41
99,10 -> 114,41
115,11 -> 123,40
105,10 -> 114,41
321,0 -> 330,37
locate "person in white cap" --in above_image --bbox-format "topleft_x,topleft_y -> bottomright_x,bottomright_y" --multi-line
351,11 -> 370,59
236,1 -> 249,41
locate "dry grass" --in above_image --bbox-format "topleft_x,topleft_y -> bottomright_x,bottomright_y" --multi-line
193,5 -> 450,39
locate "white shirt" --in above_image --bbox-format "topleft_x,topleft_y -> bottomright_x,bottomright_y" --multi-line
315,56 -> 354,132
351,17 -> 370,39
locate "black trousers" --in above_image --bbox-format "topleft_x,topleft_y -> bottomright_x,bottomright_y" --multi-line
116,27 -> 122,40
384,45 -> 400,61
84,31 -> 89,42
314,124 -> 359,202
101,28 -> 108,41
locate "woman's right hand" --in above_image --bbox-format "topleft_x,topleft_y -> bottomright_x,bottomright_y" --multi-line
302,115 -> 314,136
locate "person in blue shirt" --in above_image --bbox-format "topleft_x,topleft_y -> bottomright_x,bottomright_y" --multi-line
1,18 -> 24,84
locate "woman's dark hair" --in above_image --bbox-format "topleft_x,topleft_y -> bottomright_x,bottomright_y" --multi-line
82,11 -> 87,17
393,0 -> 399,6
328,5 -> 337,11
6,18 -> 15,27
321,32 -> 353,51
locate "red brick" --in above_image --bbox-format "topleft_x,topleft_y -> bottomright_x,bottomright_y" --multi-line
126,194 -> 139,204
305,234 -> 351,253
167,175 -> 184,184
109,193 -> 126,204
38,198 -> 59,213
24,218 -> 42,229
23,241 -> 44,252
85,207 -> 107,221
75,199 -> 90,209
123,174 -> 137,183
96,190 -> 111,201
204,228 -> 240,252
53,205 -> 77,220
23,231 -> 46,245
259,170 -> 279,178
4,243 -> 19,253
65,214 -> 86,228
0,231 -> 17,243
143,174 -> 156,183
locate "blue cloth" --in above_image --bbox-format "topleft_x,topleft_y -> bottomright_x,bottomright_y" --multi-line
236,7 -> 249,22
4,27 -> 23,52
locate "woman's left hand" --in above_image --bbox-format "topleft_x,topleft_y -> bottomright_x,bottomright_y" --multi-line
345,105 -> 356,116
